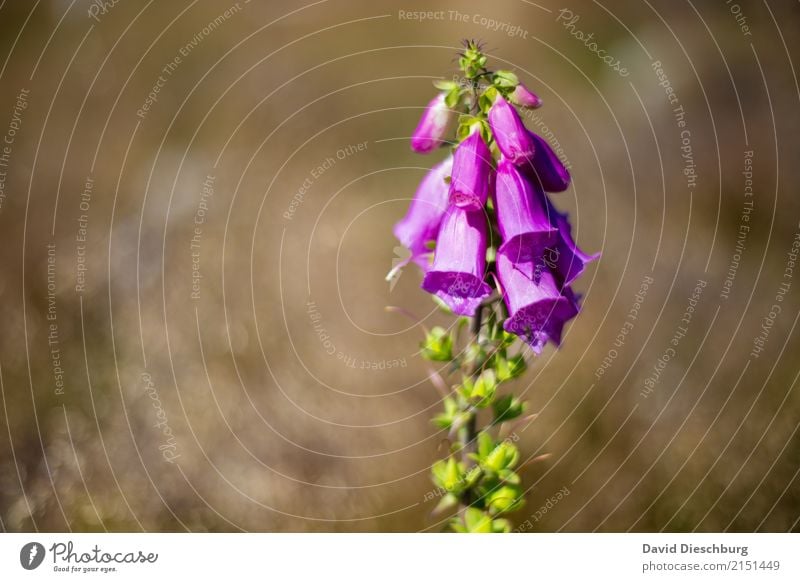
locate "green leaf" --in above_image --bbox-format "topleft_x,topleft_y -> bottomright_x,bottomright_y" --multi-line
493,70 -> 519,88
476,431 -> 494,460
444,87 -> 461,109
478,85 -> 499,114
493,394 -> 527,423
433,79 -> 458,91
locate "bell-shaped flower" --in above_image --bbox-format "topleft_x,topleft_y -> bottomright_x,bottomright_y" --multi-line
392,157 -> 453,269
540,200 -> 600,286
494,158 -> 557,264
522,132 -> 571,192
488,96 -> 536,165
508,83 -> 542,109
448,130 -> 492,211
411,94 -> 452,153
497,254 -> 579,353
422,205 -> 491,316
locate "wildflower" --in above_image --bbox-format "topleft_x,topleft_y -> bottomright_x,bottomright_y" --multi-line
522,132 -> 571,192
494,158 -> 556,264
393,157 -> 454,268
411,94 -> 452,153
422,205 -> 491,316
541,202 -> 600,286
508,83 -> 542,109
488,96 -> 536,165
448,130 -> 492,211
496,254 -> 579,353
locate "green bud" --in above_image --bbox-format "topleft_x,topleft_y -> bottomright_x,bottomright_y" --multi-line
495,354 -> 527,381
492,394 -> 527,423
421,326 -> 453,361
491,518 -> 512,533
483,440 -> 519,473
431,457 -> 468,496
485,484 -> 524,514
463,507 -> 494,533
469,369 -> 497,408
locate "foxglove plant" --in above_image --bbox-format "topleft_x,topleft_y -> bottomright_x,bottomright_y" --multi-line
393,41 -> 597,533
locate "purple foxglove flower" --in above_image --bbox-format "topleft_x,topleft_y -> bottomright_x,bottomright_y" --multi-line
488,96 -> 536,165
521,132 -> 571,192
393,157 -> 454,269
411,94 -> 451,153
508,83 -> 542,109
540,200 -> 600,286
497,254 -> 579,353
422,205 -> 491,316
494,158 -> 557,264
448,130 -> 492,211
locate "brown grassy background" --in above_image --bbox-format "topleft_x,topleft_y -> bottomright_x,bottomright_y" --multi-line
0,0 -> 798,532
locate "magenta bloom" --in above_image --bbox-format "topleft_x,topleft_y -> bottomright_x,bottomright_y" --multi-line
494,158 -> 556,264
411,94 -> 451,153
509,83 -> 542,109
449,130 -> 492,211
497,254 -> 579,353
488,96 -> 536,165
542,202 -> 600,286
522,132 -> 571,192
422,205 -> 491,316
393,157 -> 453,268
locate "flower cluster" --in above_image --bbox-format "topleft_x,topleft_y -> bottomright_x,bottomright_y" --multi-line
395,43 -> 597,353
392,41 -> 597,533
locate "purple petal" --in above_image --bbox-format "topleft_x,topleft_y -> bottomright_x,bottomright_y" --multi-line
538,196 -> 600,286
497,254 -> 579,353
494,158 -> 557,264
422,206 -> 491,315
448,130 -> 492,211
488,96 -> 535,165
521,132 -> 571,192
509,83 -> 543,109
393,157 -> 453,269
411,94 -> 451,154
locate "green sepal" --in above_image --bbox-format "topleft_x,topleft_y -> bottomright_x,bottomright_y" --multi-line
432,396 -> 459,429
485,483 -> 525,515
421,326 -> 454,361
491,518 -> 512,533
469,369 -> 497,408
463,507 -> 494,533
482,440 -> 519,473
444,87 -> 462,109
478,85 -> 499,114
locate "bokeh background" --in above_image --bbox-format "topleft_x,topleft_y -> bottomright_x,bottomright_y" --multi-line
0,0 -> 798,532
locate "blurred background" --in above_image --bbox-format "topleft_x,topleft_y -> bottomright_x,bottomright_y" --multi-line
0,0 -> 798,532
